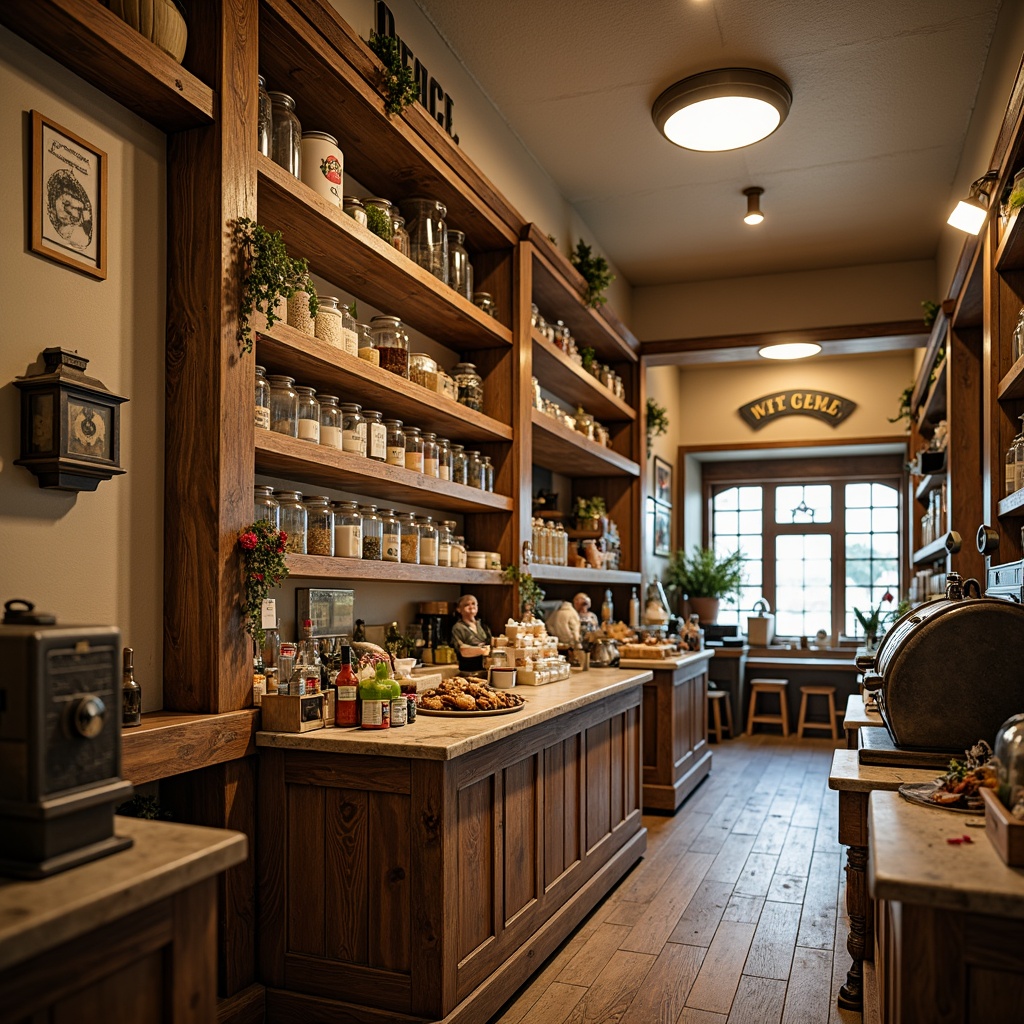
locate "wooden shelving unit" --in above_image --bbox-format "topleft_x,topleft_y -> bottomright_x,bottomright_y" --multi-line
531,409 -> 640,478
530,564 -> 641,585
912,532 -> 959,568
531,332 -> 636,422
997,487 -> 1024,518
285,553 -> 505,584
915,358 -> 947,437
998,351 -> 1024,400
913,474 -> 945,504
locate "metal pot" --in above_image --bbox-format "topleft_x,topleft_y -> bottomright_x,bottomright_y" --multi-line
586,636 -> 619,668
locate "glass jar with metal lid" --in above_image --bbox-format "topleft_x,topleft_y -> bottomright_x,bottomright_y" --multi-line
286,289 -> 315,336
472,292 -> 496,317
480,454 -> 494,492
314,296 -> 345,349
274,490 -> 307,553
363,410 -> 386,461
332,500 -> 362,558
304,496 -> 335,556
391,213 -> 410,257
295,386 -> 320,443
403,197 -> 448,284
418,516 -> 439,566
254,484 -> 279,528
436,520 -> 452,567
404,426 -> 424,473
268,91 -> 301,178
336,302 -> 358,356
370,315 -> 409,378
268,375 -> 298,436
465,450 -> 483,488
363,197 -> 394,242
409,352 -> 437,388
343,196 -> 368,227
450,443 -> 467,485
398,512 -> 420,564
381,508 -> 401,562
356,322 -> 378,365
452,362 -> 483,412
340,403 -> 366,457
255,365 -> 270,431
319,395 -> 342,449
257,74 -> 272,157
437,437 -> 452,480
384,419 -> 405,466
447,230 -> 472,299
359,505 -> 383,560
421,432 -> 439,477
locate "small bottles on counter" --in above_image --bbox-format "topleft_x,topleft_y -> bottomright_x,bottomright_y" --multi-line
360,661 -> 393,729
334,644 -> 359,726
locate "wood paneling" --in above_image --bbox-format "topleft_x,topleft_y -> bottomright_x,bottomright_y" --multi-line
503,756 -> 538,922
286,783 -> 325,957
586,719 -> 612,850
458,775 -> 495,960
370,792 -> 411,972
325,788 -> 368,963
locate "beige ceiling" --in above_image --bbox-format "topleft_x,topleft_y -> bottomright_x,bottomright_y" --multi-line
412,0 -> 1003,288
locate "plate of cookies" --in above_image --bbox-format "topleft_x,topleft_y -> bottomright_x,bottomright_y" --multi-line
417,677 -> 526,716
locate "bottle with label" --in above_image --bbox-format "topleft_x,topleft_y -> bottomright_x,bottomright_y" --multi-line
360,660 -> 392,729
628,587 -> 640,630
390,677 -> 407,727
122,647 -> 142,727
296,619 -> 322,696
334,644 -> 359,726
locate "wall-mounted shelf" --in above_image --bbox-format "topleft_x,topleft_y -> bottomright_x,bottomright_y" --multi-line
285,554 -> 506,584
997,488 -> 1024,518
998,351 -> 1024,401
531,332 -> 636,422
916,358 -> 947,437
912,533 -> 957,568
913,474 -> 945,505
996,208 -> 1024,272
530,409 -> 640,478
529,564 -> 641,585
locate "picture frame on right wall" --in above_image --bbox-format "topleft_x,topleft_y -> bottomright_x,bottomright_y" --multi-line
653,455 -> 673,506
653,503 -> 671,557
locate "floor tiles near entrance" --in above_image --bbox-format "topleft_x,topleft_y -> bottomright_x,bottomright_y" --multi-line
488,735 -> 858,1024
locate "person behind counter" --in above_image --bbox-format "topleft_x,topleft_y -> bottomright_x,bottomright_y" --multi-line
574,592 -> 599,635
546,599 -> 581,645
451,593 -> 492,675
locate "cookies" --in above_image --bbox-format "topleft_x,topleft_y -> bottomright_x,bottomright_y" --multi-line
418,676 -> 525,712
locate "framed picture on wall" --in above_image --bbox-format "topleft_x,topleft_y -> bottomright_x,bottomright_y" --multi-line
653,503 -> 671,557
30,110 -> 107,280
653,456 -> 673,506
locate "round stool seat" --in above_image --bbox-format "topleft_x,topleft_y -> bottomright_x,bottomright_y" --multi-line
797,684 -> 838,740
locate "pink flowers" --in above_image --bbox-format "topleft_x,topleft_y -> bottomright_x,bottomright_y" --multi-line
239,531 -> 258,551
239,520 -> 290,646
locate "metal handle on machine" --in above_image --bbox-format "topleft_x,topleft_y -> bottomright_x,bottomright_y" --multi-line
860,671 -> 884,691
963,578 -> 982,598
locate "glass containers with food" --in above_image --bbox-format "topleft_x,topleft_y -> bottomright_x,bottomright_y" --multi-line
357,322 -> 378,364
418,516 -> 439,565
257,75 -> 272,156
254,484 -> 279,528
286,291 -> 315,335
399,512 -> 420,564
359,505 -> 383,560
466,450 -> 483,488
314,296 -> 344,348
268,91 -> 301,178
340,403 -> 366,457
437,520 -> 452,566
343,196 -> 368,227
268,375 -> 298,436
391,214 -> 410,257
437,437 -> 452,480
254,365 -> 270,430
404,426 -> 424,473
452,362 -> 483,411
450,444 -> 467,485
447,229 -> 472,299
333,500 -> 362,558
295,386 -> 320,442
480,454 -> 494,492
364,409 -> 386,462
421,432 -> 439,477
403,197 -> 448,284
409,352 -> 437,389
363,197 -> 394,242
274,490 -> 307,553
384,419 -> 406,466
318,395 -> 343,449
472,292 -> 496,317
304,495 -> 335,556
370,315 -> 409,378
381,508 -> 401,562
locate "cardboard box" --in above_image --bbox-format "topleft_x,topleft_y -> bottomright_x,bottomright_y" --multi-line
260,691 -> 330,733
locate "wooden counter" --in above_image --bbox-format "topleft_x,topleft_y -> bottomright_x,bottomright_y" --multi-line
255,669 -> 650,1024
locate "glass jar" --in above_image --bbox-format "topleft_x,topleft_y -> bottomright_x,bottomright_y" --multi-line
399,512 -> 420,564
268,375 -> 298,436
357,322 -> 378,365
381,508 -> 401,562
286,290 -> 315,336
295,386 -> 320,443
359,505 -> 383,560
452,362 -> 483,411
384,419 -> 406,467
274,490 -> 307,553
418,516 -> 439,565
1015,414 -> 1024,493
257,74 -> 272,156
472,292 -> 496,317
314,295 -> 344,349
450,443 -> 467,485
437,520 -> 452,567
269,92 -> 301,177
480,454 -> 494,492
334,302 -> 357,357
333,500 -> 362,558
254,484 -> 279,528
437,437 -> 452,480
319,395 -> 342,449
340,403 -> 366,457
304,495 -> 335,556
1008,428 -> 1022,497
451,531 -> 467,568
466,450 -> 483,488
575,408 -> 595,440
409,352 -> 437,388
404,426 -> 424,473
403,197 -> 448,284
391,213 -> 410,257
422,432 -> 439,477
254,365 -> 270,430
363,197 -> 393,242
343,196 -> 368,227
1015,307 -> 1024,362
364,409 -> 387,461
447,229 -> 472,299
370,315 -> 409,378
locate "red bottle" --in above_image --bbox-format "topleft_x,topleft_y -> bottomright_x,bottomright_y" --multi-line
334,644 -> 359,727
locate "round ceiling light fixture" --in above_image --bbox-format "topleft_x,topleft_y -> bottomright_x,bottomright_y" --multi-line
652,68 -> 792,152
758,343 -> 822,361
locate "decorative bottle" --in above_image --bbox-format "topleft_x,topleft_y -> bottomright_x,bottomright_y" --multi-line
122,647 -> 142,727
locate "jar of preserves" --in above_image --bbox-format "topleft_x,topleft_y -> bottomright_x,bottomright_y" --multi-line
255,364 -> 270,430
480,454 -> 494,492
257,74 -> 272,156
409,352 -> 437,388
343,196 -> 368,227
417,516 -> 439,565
359,505 -> 383,560
391,213 -> 410,257
340,402 -> 366,457
319,394 -> 343,449
437,520 -> 452,567
403,197 -> 448,284
357,322 -> 378,365
452,362 -> 483,411
269,91 -> 301,178
286,290 -> 315,336
332,500 -> 362,558
466,450 -> 483,488
381,508 -> 401,562
268,375 -> 298,436
274,490 -> 307,553
472,292 -> 496,317
363,197 -> 393,242
295,386 -> 320,443
451,530 -> 467,568
254,484 -> 279,528
384,419 -> 406,466
364,409 -> 387,461
447,229 -> 472,299
370,315 -> 409,377
399,512 -> 420,564
314,295 -> 344,349
422,431 -> 439,477
404,426 -> 424,473
304,495 -> 335,556
450,444 -> 467,485
437,437 -> 452,480
300,131 -> 343,206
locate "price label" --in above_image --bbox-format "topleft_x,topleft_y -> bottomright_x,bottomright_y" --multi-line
261,598 -> 277,629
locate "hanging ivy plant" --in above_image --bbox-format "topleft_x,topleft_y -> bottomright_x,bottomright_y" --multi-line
367,33 -> 420,116
646,398 -> 669,457
570,239 -> 615,308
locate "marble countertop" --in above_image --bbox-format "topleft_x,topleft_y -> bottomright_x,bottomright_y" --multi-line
256,667 -> 652,760
0,817 -> 247,972
828,748 -> 937,792
617,650 -> 714,670
869,790 -> 1024,917
843,693 -> 882,730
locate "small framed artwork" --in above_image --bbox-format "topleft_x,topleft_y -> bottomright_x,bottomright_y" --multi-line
653,455 -> 673,506
31,110 -> 107,280
653,503 -> 671,557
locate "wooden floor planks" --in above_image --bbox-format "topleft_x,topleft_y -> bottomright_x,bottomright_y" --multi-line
487,735 -> 849,1024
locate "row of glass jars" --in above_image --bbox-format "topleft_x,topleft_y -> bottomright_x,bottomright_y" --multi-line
530,303 -> 624,399
531,388 -> 613,449
531,518 -> 569,566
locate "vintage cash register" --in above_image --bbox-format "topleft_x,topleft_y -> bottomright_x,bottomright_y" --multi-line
0,599 -> 134,877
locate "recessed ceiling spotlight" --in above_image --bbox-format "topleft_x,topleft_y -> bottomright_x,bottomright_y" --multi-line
758,343 -> 821,360
743,187 -> 764,225
652,68 -> 792,152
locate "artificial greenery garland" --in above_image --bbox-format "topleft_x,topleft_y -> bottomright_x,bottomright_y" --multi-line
239,519 -> 290,648
645,398 -> 669,457
367,32 -> 420,116
570,239 -> 615,308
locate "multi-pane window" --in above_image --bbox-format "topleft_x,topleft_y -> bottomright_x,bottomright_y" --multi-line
844,483 -> 900,637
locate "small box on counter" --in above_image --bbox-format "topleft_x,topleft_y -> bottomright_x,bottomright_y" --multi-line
261,691 -> 333,733
980,786 -> 1024,866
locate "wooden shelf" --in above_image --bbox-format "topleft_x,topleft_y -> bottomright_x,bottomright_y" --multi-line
255,430 -> 514,513
257,156 -> 513,353
914,474 -> 945,504
0,0 -> 215,132
912,533 -> 957,567
529,564 -> 641,585
257,322 -> 513,443
285,553 -> 507,584
996,208 -> 1024,271
531,332 -> 636,422
998,351 -> 1024,401
121,710 -> 259,785
530,409 -> 640,478
916,358 -> 947,437
998,488 -> 1024,517
951,241 -> 984,329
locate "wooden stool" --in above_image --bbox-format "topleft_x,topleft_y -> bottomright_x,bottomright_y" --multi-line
746,678 -> 790,737
797,685 -> 838,739
707,689 -> 733,742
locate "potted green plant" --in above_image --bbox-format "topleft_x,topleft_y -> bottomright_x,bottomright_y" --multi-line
664,546 -> 743,624
854,591 -> 895,652
574,495 -> 607,530
367,32 -> 420,116
569,239 -> 614,308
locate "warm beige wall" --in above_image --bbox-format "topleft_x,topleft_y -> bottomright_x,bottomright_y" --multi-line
0,27 -> 165,708
643,364 -> 682,588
